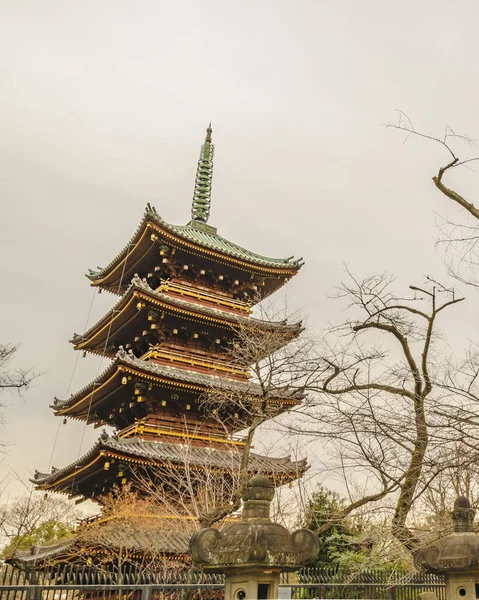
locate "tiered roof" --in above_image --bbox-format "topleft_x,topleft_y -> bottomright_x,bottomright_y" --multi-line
33,432 -> 307,494
71,275 -> 301,357
88,205 -> 302,281
52,350 -> 303,423
87,205 -> 303,296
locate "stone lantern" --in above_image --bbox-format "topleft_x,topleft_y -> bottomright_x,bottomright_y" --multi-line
190,475 -> 319,600
415,496 -> 479,600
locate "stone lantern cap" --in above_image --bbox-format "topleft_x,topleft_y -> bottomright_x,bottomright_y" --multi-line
415,496 -> 479,573
189,474 -> 319,573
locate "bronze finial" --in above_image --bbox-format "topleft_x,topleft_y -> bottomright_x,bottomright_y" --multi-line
206,123 -> 212,142
189,474 -> 318,571
452,496 -> 476,533
191,125 -> 215,223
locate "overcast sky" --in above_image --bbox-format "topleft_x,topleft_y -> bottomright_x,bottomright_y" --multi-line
2,0 -> 479,509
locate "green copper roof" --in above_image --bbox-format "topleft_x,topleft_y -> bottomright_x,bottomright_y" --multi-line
150,205 -> 303,268
191,124 -> 214,223
87,127 -> 304,282
87,205 -> 303,281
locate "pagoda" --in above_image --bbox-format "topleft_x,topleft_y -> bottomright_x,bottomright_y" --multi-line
30,125 -> 306,564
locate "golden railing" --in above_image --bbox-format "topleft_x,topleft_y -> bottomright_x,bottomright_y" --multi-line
157,280 -> 251,313
142,347 -> 249,378
118,419 -> 245,446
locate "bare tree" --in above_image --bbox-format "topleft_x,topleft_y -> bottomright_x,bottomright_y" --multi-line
291,271 -> 466,551
0,343 -> 39,456
0,344 -> 37,393
132,301 -> 315,530
386,111 -> 479,287
135,442 -> 241,531
398,443 -> 479,553
1,493 -> 79,558
133,280 -> 475,555
0,344 -> 40,526
71,484 -> 186,580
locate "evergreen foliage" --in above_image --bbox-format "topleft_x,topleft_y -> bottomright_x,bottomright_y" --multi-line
2,520 -> 73,558
303,486 -> 411,571
303,486 -> 356,567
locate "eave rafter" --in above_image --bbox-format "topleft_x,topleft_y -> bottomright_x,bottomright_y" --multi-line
51,352 -> 303,423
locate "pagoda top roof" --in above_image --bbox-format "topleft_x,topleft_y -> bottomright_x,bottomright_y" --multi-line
87,204 -> 303,284
51,350 -> 304,416
32,431 -> 308,488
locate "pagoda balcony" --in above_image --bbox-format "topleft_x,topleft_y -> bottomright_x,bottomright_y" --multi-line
141,347 -> 249,379
117,419 -> 246,447
156,279 -> 251,315
72,275 -> 301,359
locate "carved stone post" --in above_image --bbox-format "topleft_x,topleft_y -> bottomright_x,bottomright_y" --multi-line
190,475 -> 318,600
415,496 -> 479,600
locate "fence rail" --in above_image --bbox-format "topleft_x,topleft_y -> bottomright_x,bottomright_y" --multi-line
0,564 -> 446,600
0,583 -> 223,600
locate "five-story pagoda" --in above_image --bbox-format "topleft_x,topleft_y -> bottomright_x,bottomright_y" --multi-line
31,126 -> 306,562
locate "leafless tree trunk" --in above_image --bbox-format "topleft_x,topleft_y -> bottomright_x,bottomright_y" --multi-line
1,493 -> 79,558
290,271 -> 465,551
387,111 -> 479,287
133,302 -> 316,529
0,344 -> 37,393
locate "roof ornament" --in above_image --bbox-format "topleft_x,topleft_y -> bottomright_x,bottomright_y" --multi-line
452,495 -> 476,532
191,124 -> 214,223
414,495 -> 479,573
190,474 -> 318,570
116,346 -> 127,359
145,202 -> 158,217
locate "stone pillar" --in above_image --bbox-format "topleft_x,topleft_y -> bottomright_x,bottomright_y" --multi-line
224,570 -> 280,600
190,475 -> 319,600
415,496 -> 479,600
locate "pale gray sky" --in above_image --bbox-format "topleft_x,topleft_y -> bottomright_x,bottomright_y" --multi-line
2,0 -> 479,506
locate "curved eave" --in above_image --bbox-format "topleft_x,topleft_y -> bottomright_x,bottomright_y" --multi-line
8,531 -> 191,566
7,539 -> 76,567
72,279 -> 301,356
51,354 -> 304,420
87,208 -> 302,293
32,436 -> 308,493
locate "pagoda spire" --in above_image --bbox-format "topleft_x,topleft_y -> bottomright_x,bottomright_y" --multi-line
191,124 -> 214,223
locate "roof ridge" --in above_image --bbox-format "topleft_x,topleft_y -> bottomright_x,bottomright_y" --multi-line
51,358 -> 118,410
32,437 -> 104,484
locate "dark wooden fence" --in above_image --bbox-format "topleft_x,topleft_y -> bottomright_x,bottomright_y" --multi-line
0,564 -> 223,586
0,563 -> 446,599
282,568 -> 445,600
